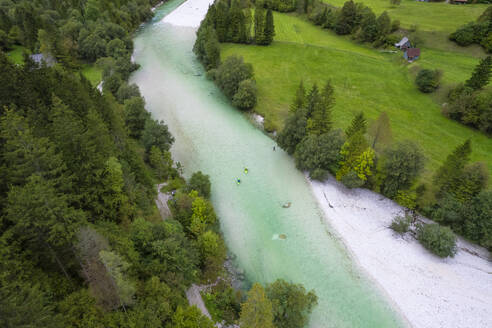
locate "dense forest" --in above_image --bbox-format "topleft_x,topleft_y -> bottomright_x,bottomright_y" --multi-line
0,0 -> 318,327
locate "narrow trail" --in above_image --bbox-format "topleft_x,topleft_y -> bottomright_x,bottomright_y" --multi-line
155,183 -> 171,220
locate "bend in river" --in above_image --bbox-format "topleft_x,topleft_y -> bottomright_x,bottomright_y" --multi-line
131,1 -> 405,326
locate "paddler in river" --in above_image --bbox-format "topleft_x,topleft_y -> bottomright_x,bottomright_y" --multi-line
244,167 -> 249,174
236,178 -> 241,185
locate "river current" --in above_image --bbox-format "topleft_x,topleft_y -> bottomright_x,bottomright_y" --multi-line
131,1 -> 404,326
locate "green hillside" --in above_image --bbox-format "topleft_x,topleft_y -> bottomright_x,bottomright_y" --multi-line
221,10 -> 492,178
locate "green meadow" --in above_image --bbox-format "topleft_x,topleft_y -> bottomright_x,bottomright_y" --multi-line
221,10 -> 492,178
323,0 -> 487,32
6,45 -> 27,65
81,63 -> 102,86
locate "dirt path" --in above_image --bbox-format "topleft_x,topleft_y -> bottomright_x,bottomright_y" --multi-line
186,284 -> 212,319
155,183 -> 171,220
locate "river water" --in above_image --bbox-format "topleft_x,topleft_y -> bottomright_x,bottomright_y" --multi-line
131,1 -> 404,326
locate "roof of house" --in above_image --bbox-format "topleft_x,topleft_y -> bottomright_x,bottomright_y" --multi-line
395,37 -> 409,47
406,48 -> 421,58
30,53 -> 56,66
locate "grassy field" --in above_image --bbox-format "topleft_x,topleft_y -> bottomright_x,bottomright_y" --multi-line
323,0 -> 487,33
221,12 -> 492,178
81,63 -> 102,86
6,45 -> 28,65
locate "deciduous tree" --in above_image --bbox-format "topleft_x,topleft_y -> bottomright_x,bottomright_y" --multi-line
265,279 -> 318,328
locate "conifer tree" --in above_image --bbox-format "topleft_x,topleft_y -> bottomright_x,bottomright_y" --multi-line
345,112 -> 367,138
254,6 -> 266,44
0,109 -> 70,190
336,112 -> 370,185
215,1 -> 229,42
240,283 -> 274,328
376,11 -> 391,39
306,83 -> 321,117
360,10 -> 377,42
264,9 -> 275,45
465,56 -> 492,91
320,80 -> 335,121
228,7 -> 244,43
334,0 -> 357,35
308,80 -> 334,135
433,139 -> 472,200
290,80 -> 306,113
5,175 -> 86,278
204,27 -> 221,69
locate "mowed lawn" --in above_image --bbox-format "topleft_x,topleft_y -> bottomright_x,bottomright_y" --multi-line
221,12 -> 492,178
323,0 -> 487,33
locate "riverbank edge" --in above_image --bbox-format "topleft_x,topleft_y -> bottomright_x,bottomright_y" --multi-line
308,175 -> 491,328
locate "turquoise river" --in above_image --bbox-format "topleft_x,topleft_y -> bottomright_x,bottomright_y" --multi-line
131,1 -> 405,327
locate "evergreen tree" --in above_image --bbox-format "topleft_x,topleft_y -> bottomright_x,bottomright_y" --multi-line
334,0 -> 357,35
465,56 -> 492,91
215,1 -> 230,42
204,27 -> 221,69
453,162 -> 489,203
0,283 -> 62,328
254,6 -> 266,44
149,146 -> 173,181
264,9 -> 275,45
376,11 -> 391,39
305,83 -> 321,118
433,139 -> 472,200
240,283 -> 275,328
228,7 -> 244,43
337,113 -> 369,185
0,109 -> 70,192
290,80 -> 306,113
4,175 -> 86,278
124,96 -> 149,139
307,80 -> 334,135
345,112 -> 367,138
100,157 -> 129,223
359,10 -> 378,42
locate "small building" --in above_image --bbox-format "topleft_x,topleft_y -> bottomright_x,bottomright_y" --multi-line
30,53 -> 56,67
404,48 -> 420,62
395,37 -> 411,50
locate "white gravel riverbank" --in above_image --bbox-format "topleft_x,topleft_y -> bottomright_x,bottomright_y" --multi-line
311,176 -> 492,328
161,0 -> 214,28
